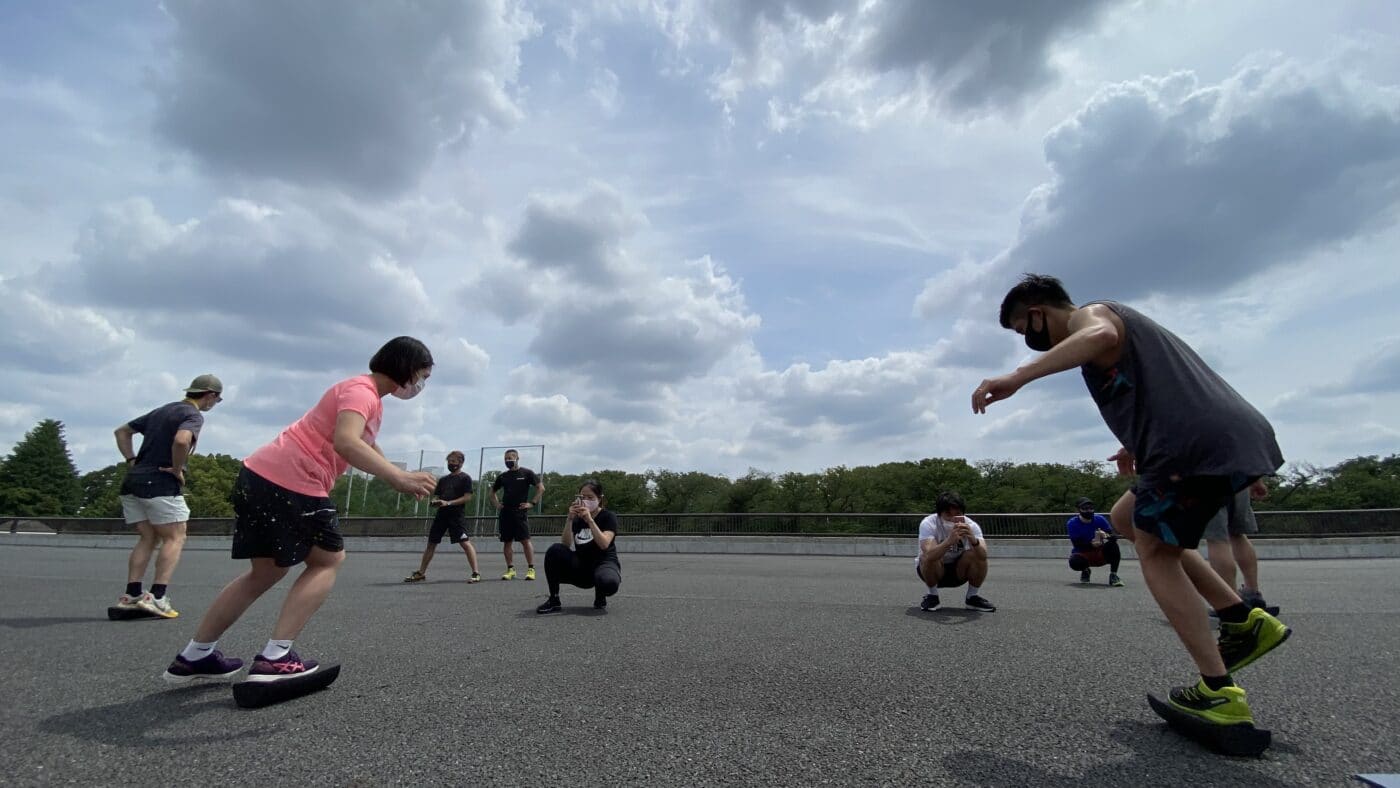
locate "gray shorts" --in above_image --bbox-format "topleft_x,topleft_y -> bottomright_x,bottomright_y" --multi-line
1203,489 -> 1259,541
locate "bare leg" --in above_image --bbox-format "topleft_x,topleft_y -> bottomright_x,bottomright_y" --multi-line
1183,549 -> 1243,610
1109,491 -> 1137,542
192,559 -> 289,642
1137,532 -> 1228,676
417,543 -> 437,574
1205,537 -> 1238,589
958,551 -> 989,587
151,522 -> 188,585
460,541 -> 479,574
270,547 -> 346,641
127,522 -> 158,583
522,538 -> 536,566
917,553 -> 946,588
1231,534 -> 1262,593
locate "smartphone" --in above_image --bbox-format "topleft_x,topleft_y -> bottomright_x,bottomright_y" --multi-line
573,495 -> 583,505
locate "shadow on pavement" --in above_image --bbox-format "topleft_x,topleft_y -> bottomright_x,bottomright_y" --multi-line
902,607 -> 992,624
941,719 -> 1296,788
39,685 -> 272,749
0,616 -> 122,629
1066,582 -> 1126,590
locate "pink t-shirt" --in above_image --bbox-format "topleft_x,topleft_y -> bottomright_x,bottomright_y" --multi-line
244,375 -> 383,498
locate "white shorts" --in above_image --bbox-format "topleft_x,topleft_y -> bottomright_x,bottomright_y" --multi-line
120,495 -> 190,526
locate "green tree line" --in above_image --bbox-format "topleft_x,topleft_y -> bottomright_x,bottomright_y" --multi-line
2,418 -> 1398,518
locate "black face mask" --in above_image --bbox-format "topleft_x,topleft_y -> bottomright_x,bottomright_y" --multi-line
1024,310 -> 1053,352
505,460 -> 517,470
447,463 -> 462,473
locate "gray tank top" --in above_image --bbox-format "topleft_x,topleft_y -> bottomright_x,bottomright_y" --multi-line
1080,301 -> 1283,488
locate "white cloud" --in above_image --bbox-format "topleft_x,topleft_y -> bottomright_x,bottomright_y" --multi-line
963,59 -> 1400,302
50,197 -> 436,371
153,0 -> 539,196
0,276 -> 133,375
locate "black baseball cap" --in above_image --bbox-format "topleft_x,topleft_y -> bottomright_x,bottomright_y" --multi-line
1076,497 -> 1094,510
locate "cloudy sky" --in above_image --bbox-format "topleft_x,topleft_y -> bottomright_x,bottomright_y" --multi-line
3,0 -> 1399,478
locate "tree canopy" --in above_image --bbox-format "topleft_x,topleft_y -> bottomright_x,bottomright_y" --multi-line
0,418 -> 1395,517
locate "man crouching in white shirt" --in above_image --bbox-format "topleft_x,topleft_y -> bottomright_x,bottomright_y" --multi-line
915,491 -> 996,612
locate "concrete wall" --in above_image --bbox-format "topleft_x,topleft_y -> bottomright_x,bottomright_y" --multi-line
4,531 -> 1400,559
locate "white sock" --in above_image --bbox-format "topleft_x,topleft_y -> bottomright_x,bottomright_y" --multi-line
180,640 -> 217,661
966,585 -> 981,599
926,586 -> 938,595
261,639 -> 293,660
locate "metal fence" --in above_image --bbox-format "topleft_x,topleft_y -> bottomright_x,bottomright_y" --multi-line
7,509 -> 1400,538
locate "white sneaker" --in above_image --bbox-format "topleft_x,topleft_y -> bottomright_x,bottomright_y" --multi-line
137,592 -> 179,618
115,593 -> 142,610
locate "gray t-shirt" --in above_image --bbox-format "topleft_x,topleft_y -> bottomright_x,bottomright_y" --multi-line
1081,301 -> 1283,488
119,401 -> 204,498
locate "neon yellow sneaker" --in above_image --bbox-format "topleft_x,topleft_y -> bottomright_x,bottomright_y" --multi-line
1219,607 -> 1291,673
1167,680 -> 1253,726
524,567 -> 536,581
502,567 -> 517,580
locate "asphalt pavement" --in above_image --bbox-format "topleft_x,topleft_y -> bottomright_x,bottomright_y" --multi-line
1,545 -> 1396,786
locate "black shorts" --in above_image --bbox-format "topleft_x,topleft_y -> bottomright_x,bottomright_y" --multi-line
428,515 -> 469,544
916,561 -> 967,589
1132,475 -> 1252,550
498,508 -> 531,543
230,467 -> 344,568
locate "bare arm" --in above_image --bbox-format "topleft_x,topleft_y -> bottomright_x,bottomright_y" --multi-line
114,424 -> 136,462
920,536 -> 952,563
170,430 -> 194,469
587,515 -> 614,550
973,305 -> 1122,413
332,412 -> 434,496
561,516 -> 575,548
532,481 -> 546,506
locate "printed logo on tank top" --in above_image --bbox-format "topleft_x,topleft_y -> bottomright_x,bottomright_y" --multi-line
575,526 -> 595,545
1091,365 -> 1134,406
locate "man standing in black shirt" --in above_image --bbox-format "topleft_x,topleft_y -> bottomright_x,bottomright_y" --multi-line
404,451 -> 480,583
490,448 -> 545,580
113,374 -> 223,619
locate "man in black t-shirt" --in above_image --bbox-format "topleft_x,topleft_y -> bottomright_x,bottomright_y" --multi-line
404,451 -> 480,583
490,449 -> 545,580
113,374 -> 223,619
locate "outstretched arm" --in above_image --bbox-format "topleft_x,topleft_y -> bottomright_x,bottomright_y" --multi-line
973,305 -> 1122,413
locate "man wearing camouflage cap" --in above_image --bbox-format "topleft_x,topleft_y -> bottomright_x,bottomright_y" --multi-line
112,374 -> 224,619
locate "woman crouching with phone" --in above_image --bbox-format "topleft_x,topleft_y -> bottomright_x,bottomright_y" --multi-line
536,480 -> 620,613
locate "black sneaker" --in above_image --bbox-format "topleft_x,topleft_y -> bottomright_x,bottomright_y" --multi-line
594,593 -> 607,610
1080,568 -> 1092,583
965,595 -> 997,612
535,596 -> 561,614
919,593 -> 940,611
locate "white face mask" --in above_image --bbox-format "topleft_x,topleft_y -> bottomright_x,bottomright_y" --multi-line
582,499 -> 599,512
392,375 -> 427,400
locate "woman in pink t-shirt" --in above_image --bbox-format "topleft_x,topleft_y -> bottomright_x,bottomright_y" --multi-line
163,337 -> 438,684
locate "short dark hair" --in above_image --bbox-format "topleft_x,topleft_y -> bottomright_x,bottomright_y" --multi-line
504,449 -> 519,458
446,451 -> 464,462
579,479 -> 606,509
369,336 -> 433,386
999,274 -> 1074,329
935,491 -> 966,515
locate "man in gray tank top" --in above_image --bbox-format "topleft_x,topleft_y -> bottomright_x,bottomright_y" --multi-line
972,274 -> 1290,734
